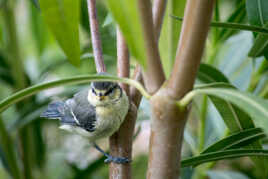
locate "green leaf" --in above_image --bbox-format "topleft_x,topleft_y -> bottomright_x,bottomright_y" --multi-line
218,1 -> 246,42
159,0 -> 186,76
181,149 -> 268,168
182,84 -> 268,134
39,0 -> 80,66
246,0 -> 268,26
197,64 -> 229,83
201,128 -> 265,154
0,117 -> 21,179
105,0 -> 147,67
248,23 -> 268,58
197,65 -> 268,175
30,0 -> 40,9
171,16 -> 268,34
0,75 -> 150,114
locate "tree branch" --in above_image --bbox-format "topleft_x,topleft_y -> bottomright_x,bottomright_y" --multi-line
137,0 -> 165,94
116,29 -> 130,94
147,0 -> 215,178
87,0 -> 106,73
109,28 -> 138,179
130,65 -> 143,107
167,0 -> 215,99
152,0 -> 167,41
109,0 -> 167,178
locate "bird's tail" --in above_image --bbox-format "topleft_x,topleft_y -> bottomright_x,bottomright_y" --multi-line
40,101 -> 65,119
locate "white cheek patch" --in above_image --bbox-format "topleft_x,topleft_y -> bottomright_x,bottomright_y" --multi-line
59,125 -> 74,132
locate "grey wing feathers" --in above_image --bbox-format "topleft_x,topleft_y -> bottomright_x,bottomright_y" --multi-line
41,89 -> 96,132
40,101 -> 65,118
71,89 -> 96,132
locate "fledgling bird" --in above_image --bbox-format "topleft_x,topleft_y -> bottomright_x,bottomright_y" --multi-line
40,74 -> 130,163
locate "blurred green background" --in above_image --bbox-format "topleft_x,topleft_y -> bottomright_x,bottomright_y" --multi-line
0,0 -> 267,178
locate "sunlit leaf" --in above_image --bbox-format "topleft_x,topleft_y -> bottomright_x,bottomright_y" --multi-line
106,0 -> 147,67
39,0 -> 80,66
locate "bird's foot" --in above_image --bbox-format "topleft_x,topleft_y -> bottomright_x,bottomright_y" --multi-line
104,155 -> 131,164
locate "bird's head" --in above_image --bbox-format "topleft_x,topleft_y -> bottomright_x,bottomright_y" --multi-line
88,81 -> 122,106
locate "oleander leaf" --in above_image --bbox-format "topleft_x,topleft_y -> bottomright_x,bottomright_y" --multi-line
39,0 -> 80,66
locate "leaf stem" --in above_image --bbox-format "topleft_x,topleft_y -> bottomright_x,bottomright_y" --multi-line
199,95 -> 208,152
0,75 -> 151,114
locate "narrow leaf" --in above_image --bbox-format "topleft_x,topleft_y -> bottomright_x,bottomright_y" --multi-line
39,0 -> 80,66
197,66 -> 268,174
218,1 -> 246,41
246,0 -> 268,26
0,75 -> 150,114
0,118 -> 21,179
171,16 -> 268,34
187,85 -> 268,134
197,64 -> 229,83
159,0 -> 186,76
105,0 -> 147,67
201,128 -> 265,154
181,149 -> 268,168
248,23 -> 268,58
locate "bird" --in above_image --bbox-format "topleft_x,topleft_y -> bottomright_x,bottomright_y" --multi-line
40,73 -> 130,164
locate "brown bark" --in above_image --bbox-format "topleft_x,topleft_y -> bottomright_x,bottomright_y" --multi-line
147,89 -> 187,179
152,0 -> 167,41
87,0 -> 106,73
167,0 -> 215,99
116,29 -> 130,94
109,29 -> 133,179
147,0 -> 214,178
138,0 -> 165,94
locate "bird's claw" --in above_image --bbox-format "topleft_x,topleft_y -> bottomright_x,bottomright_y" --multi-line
104,156 -> 131,164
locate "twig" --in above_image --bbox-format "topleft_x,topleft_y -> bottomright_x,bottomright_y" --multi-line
130,65 -> 143,107
137,0 -> 165,94
109,28 -> 132,179
152,0 -> 167,41
87,0 -> 106,73
116,29 -> 130,94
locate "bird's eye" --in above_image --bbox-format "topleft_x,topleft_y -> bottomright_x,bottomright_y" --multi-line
92,88 -> 97,95
104,87 -> 116,96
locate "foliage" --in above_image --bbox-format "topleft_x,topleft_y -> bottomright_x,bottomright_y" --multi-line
0,0 -> 267,179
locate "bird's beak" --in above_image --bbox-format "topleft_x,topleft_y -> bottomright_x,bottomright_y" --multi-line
99,96 -> 105,101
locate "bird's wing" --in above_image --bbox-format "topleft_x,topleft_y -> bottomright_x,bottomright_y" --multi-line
66,89 -> 96,132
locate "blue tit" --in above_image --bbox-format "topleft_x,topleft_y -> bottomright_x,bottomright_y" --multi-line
40,74 -> 130,164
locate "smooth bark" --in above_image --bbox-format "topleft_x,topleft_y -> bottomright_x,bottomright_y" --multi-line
87,0 -> 106,73
147,0 -> 215,178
